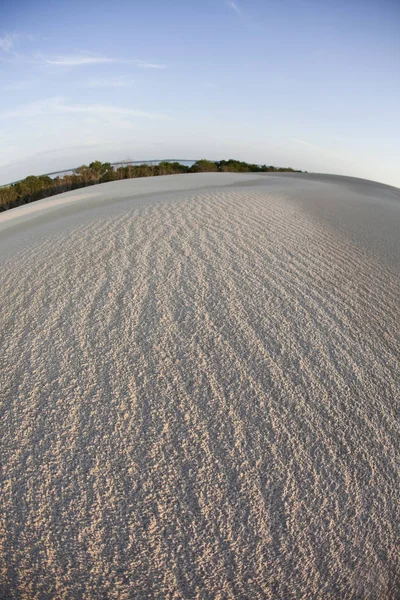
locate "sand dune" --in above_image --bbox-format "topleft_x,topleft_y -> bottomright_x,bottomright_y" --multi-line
1,173 -> 399,599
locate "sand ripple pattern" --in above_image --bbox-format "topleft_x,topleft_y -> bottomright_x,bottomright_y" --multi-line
1,181 -> 400,599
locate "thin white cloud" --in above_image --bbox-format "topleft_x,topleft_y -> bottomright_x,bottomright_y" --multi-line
38,54 -> 166,68
1,46 -> 167,69
85,77 -> 136,88
290,138 -> 326,153
226,1 -> 242,15
224,0 -> 261,28
0,97 -> 167,121
0,32 -> 35,54
43,54 -> 117,66
136,60 -> 166,69
0,33 -> 17,52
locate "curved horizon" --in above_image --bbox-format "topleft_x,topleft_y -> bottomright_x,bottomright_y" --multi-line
1,159 -> 400,191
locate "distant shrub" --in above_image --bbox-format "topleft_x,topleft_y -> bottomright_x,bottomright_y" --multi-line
190,159 -> 219,173
0,159 -> 302,213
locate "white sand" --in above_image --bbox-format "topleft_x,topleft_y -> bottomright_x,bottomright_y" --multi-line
1,173 -> 399,599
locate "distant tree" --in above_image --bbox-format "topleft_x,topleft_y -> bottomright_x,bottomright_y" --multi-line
156,161 -> 190,175
0,158 -> 302,213
89,161 -> 104,175
125,165 -> 136,179
0,186 -> 18,210
190,159 -> 218,173
73,165 -> 93,185
134,164 -> 154,178
99,163 -> 116,183
218,159 -> 251,172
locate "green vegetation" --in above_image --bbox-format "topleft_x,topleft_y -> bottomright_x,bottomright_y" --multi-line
0,159 -> 302,213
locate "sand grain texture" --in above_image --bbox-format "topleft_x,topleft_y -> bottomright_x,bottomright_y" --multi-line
1,173 -> 400,599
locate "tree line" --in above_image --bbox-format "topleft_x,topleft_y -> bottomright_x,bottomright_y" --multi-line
0,159 -> 302,212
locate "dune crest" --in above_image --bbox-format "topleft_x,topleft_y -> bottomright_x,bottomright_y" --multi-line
1,174 -> 399,599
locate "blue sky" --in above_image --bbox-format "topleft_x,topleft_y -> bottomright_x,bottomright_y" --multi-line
0,0 -> 399,186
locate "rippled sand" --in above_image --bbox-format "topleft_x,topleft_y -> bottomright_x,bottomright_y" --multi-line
1,173 -> 399,599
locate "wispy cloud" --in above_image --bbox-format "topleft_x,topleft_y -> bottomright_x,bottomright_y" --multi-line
0,32 -> 35,54
290,138 -> 326,153
224,1 -> 261,28
0,97 -> 167,122
1,44 -> 167,69
37,54 -> 166,69
42,54 -> 117,66
135,60 -> 166,69
0,33 -> 17,52
226,1 -> 242,15
85,77 -> 136,88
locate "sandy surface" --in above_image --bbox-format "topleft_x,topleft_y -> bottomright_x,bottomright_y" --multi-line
1,173 -> 399,599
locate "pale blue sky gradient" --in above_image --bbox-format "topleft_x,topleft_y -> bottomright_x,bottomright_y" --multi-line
0,0 -> 399,186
